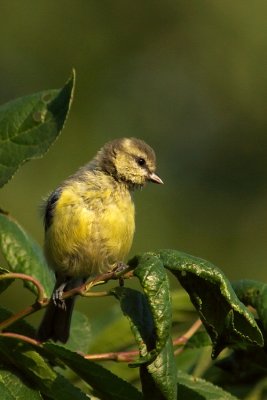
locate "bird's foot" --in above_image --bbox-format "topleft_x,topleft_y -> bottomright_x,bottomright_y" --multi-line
113,261 -> 128,274
52,282 -> 67,310
112,262 -> 130,286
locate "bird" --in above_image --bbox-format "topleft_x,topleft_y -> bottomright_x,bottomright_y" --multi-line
37,137 -> 163,343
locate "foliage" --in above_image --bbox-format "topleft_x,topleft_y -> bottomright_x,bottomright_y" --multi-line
0,73 -> 266,399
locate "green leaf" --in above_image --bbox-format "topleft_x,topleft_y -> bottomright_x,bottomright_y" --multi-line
157,250 -> 263,358
232,279 -> 267,332
44,343 -> 143,400
0,267 -> 14,294
112,286 -> 155,363
0,338 -> 87,400
113,287 -> 177,399
185,331 -> 212,350
140,337 -> 177,400
130,253 -> 172,364
0,363 -> 42,400
89,305 -> 134,353
171,289 -> 196,323
0,212 -> 54,297
0,70 -> 75,187
177,370 -> 238,399
59,310 -> 91,353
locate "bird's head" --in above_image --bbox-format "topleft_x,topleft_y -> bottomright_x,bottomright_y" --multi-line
96,137 -> 163,189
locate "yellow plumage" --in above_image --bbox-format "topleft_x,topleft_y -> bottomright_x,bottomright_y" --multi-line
45,173 -> 135,277
38,137 -> 163,343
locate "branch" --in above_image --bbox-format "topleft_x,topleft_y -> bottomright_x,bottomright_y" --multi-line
83,319 -> 203,363
0,272 -> 45,302
0,332 -> 42,346
0,264 -> 133,331
84,349 -> 139,363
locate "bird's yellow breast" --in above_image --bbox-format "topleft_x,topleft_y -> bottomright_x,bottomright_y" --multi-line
45,174 -> 135,277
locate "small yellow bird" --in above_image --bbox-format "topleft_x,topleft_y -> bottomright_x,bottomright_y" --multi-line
37,137 -> 163,342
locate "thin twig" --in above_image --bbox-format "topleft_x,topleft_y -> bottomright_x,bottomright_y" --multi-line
84,319 -> 203,363
174,319 -> 202,356
84,349 -> 139,362
0,332 -> 41,347
0,273 -> 45,303
0,303 -> 42,331
0,266 -> 132,331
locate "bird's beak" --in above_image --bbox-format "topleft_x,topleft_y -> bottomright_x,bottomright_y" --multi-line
149,172 -> 164,184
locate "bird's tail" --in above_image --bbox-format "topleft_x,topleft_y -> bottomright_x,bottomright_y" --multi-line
37,277 -> 84,343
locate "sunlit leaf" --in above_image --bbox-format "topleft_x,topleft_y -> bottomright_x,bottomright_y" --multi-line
44,343 -> 143,400
177,370 -> 238,399
140,337 -> 177,400
0,212 -> 54,297
158,249 -> 263,357
0,363 -> 42,400
0,338 -> 87,400
0,70 -> 75,187
130,253 -> 172,364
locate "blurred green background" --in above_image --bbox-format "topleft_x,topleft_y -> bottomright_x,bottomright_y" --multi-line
1,1 -> 267,316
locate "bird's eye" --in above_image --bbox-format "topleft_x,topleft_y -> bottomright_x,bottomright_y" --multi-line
137,157 -> 146,166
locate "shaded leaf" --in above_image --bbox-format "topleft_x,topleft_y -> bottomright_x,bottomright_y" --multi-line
185,331 -> 212,350
171,289 -> 196,323
158,249 -> 263,357
177,370 -> 238,399
113,287 -> 177,399
0,363 -> 42,400
89,305 -> 135,354
112,286 -> 155,362
0,267 -> 14,294
0,212 -> 54,297
60,310 -> 91,353
0,70 -> 75,187
130,253 -> 172,364
0,337 -> 87,400
0,306 -> 36,337
232,279 -> 267,332
44,343 -> 142,400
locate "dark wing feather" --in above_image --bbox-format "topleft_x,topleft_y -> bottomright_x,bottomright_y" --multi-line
44,189 -> 61,231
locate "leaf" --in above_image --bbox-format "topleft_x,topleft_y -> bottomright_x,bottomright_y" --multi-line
60,310 -> 91,353
0,363 -> 42,400
112,286 -> 155,363
130,253 -> 172,364
140,337 -> 177,400
0,337 -> 87,400
232,279 -> 267,332
177,370 -> 238,399
171,289 -> 196,323
0,70 -> 75,187
44,343 -> 143,400
89,305 -> 134,353
113,287 -> 177,399
185,331 -> 212,350
158,249 -> 263,358
0,212 -> 54,297
0,267 -> 14,294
